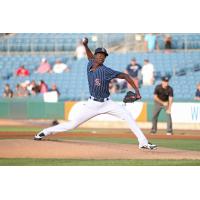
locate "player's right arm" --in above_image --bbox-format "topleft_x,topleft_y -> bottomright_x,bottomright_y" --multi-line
154,95 -> 168,106
82,38 -> 94,60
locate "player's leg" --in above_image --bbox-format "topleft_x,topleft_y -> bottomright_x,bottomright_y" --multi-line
104,101 -> 156,149
34,100 -> 101,140
151,103 -> 162,134
166,113 -> 173,135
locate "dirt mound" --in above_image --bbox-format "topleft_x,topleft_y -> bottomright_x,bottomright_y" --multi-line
1,139 -> 200,160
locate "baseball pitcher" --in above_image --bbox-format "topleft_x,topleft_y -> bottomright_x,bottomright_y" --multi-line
34,38 -> 157,150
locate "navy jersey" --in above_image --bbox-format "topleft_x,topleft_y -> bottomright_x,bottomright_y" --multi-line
126,63 -> 142,78
195,89 -> 200,98
154,84 -> 173,102
87,59 -> 121,99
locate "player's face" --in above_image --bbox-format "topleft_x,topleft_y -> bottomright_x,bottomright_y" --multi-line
131,60 -> 136,65
162,81 -> 168,88
95,53 -> 106,65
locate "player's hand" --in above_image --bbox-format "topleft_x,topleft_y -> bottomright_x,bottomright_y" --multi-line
166,109 -> 171,114
82,37 -> 88,46
136,93 -> 141,100
135,89 -> 141,99
163,102 -> 168,107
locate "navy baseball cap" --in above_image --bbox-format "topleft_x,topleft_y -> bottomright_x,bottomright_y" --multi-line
94,47 -> 108,56
162,76 -> 169,82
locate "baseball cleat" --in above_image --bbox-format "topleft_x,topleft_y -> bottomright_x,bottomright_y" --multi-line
139,143 -> 157,150
34,132 -> 45,141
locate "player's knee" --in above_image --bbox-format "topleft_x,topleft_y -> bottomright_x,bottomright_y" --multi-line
68,120 -> 79,129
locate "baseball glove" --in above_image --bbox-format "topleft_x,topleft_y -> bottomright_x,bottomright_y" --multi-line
123,91 -> 141,103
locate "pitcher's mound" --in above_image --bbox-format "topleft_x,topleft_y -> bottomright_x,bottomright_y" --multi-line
1,139 -> 200,160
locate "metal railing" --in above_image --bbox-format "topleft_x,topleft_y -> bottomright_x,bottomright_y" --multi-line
0,33 -> 200,54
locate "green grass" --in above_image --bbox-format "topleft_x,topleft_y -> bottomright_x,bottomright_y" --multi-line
52,137 -> 200,151
0,126 -> 41,132
0,126 -> 93,132
0,158 -> 200,166
1,126 -> 200,166
1,125 -> 200,151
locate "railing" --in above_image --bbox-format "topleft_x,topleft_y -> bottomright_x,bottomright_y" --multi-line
0,33 -> 200,54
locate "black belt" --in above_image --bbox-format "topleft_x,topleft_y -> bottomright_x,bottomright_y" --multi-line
89,96 -> 109,102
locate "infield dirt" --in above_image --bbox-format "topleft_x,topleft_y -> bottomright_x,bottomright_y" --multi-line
1,138 -> 200,160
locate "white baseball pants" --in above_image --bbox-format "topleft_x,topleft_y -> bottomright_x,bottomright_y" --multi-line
41,99 -> 148,146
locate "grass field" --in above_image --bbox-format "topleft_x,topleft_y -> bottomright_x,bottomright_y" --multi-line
50,137 -> 200,151
1,158 -> 200,166
1,126 -> 200,166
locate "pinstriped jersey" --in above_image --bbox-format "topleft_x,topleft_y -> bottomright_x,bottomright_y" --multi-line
87,59 -> 121,99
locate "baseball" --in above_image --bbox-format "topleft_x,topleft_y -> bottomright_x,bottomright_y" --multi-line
82,37 -> 88,45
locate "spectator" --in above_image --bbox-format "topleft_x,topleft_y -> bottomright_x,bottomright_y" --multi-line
151,76 -> 174,135
49,84 -> 60,96
75,41 -> 86,59
39,80 -> 48,94
115,78 -> 127,93
125,58 -> 142,88
144,33 -> 158,52
109,79 -> 119,94
194,83 -> 200,100
15,83 -> 30,97
164,34 -> 172,50
141,59 -> 154,86
3,84 -> 13,98
16,65 -> 30,76
35,58 -> 51,74
52,59 -> 70,73
27,80 -> 40,95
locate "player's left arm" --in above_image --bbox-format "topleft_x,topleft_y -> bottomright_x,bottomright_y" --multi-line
166,87 -> 174,113
82,38 -> 94,60
166,96 -> 173,113
116,73 -> 141,98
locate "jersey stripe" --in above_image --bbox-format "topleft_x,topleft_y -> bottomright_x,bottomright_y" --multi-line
87,59 -> 121,99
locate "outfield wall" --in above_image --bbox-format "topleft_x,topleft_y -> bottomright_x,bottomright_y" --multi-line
0,100 -> 199,124
0,100 -> 64,119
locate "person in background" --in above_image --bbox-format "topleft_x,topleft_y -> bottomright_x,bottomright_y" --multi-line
49,83 -> 60,96
109,79 -> 119,94
27,80 -> 40,95
144,33 -> 158,52
52,59 -> 70,73
3,84 -> 13,98
39,80 -> 48,94
115,78 -> 127,93
164,34 -> 172,52
35,58 -> 51,74
75,41 -> 86,59
15,84 -> 24,97
151,76 -> 174,135
194,83 -> 200,100
141,59 -> 154,86
15,83 -> 30,97
125,58 -> 142,88
16,65 -> 30,76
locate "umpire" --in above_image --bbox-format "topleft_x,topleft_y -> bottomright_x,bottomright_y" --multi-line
150,76 -> 174,135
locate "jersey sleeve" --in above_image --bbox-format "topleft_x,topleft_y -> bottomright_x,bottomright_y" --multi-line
87,59 -> 94,71
154,85 -> 160,95
105,67 -> 122,80
169,87 -> 174,97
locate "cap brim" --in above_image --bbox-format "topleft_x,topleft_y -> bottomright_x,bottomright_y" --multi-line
95,51 -> 108,56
